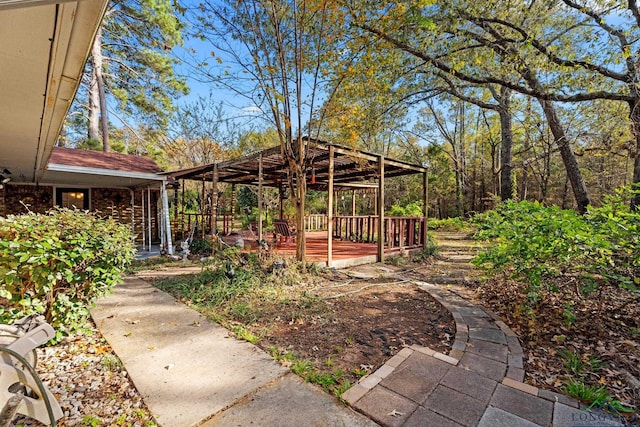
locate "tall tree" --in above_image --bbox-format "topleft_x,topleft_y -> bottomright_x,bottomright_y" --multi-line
68,0 -> 189,151
348,1 -> 595,213
189,0 -> 347,262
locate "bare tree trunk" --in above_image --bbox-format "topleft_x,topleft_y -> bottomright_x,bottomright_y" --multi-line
89,26 -> 110,152
538,99 -> 590,214
498,87 -> 513,201
628,99 -> 640,209
88,61 -> 100,142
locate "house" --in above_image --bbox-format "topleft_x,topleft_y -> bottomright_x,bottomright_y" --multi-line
0,0 -> 173,254
0,147 -> 171,250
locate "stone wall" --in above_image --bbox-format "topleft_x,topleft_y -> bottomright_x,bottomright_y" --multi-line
3,185 -> 54,215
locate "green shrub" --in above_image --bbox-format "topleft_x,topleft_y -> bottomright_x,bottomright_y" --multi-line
473,190 -> 640,296
428,217 -> 469,231
189,238 -> 213,254
0,209 -> 136,341
387,201 -> 423,217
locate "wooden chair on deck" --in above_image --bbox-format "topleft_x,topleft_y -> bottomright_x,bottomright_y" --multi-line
273,219 -> 296,245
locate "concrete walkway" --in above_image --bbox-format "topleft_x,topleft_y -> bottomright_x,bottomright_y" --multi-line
91,277 -> 376,427
92,246 -> 628,426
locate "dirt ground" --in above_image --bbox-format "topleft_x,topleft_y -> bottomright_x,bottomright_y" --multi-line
251,271 -> 455,380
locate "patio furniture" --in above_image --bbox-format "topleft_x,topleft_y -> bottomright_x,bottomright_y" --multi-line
273,219 -> 296,245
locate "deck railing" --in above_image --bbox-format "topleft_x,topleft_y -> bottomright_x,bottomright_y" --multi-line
332,215 -> 426,250
172,213 -> 426,252
305,214 -> 329,231
172,212 -> 233,240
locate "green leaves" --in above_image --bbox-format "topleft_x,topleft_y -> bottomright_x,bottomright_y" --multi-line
474,188 -> 640,296
0,209 -> 136,343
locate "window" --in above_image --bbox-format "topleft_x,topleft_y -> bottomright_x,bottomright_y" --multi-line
56,188 -> 89,210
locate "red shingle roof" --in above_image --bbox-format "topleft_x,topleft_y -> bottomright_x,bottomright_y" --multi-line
48,147 -> 164,174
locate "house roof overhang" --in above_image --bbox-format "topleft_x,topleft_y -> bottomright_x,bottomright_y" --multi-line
0,0 -> 109,185
165,141 -> 428,190
40,147 -> 166,189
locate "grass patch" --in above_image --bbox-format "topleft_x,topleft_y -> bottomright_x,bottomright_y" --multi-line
127,256 -> 189,273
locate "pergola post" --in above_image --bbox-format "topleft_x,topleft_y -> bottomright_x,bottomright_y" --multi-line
212,164 -> 218,234
180,180 -> 185,240
200,175 -> 205,239
258,154 -> 263,241
231,183 -> 236,227
377,155 -> 385,263
327,145 -> 335,267
423,171 -> 429,247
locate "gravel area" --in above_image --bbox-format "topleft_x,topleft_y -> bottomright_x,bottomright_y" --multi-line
11,322 -> 155,427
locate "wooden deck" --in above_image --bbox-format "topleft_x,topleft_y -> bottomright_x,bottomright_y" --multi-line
237,231 -> 378,266
272,231 -> 377,263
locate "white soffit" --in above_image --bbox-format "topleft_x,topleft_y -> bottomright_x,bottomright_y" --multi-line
0,0 -> 108,184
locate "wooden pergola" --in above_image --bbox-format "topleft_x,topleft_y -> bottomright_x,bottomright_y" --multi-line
166,140 -> 429,266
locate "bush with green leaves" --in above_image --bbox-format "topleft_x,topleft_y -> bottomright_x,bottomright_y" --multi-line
387,201 -> 423,217
428,217 -> 469,231
0,209 -> 136,341
473,188 -> 639,296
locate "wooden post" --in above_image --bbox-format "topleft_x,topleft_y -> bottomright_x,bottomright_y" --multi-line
258,154 -> 263,241
201,174 -> 205,239
377,155 -> 385,263
181,180 -> 185,240
212,165 -> 218,234
423,172 -> 429,247
231,184 -> 236,230
327,146 -> 335,267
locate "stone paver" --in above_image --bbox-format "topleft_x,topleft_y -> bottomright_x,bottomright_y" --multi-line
477,407 -> 542,427
353,386 -> 418,427
404,408 -> 463,427
469,327 -> 507,344
440,367 -> 497,403
380,352 -> 451,403
552,402 -> 627,427
466,339 -> 509,363
456,307 -> 489,317
490,384 -> 554,426
463,316 -> 499,329
423,385 -> 486,427
459,352 -> 507,381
